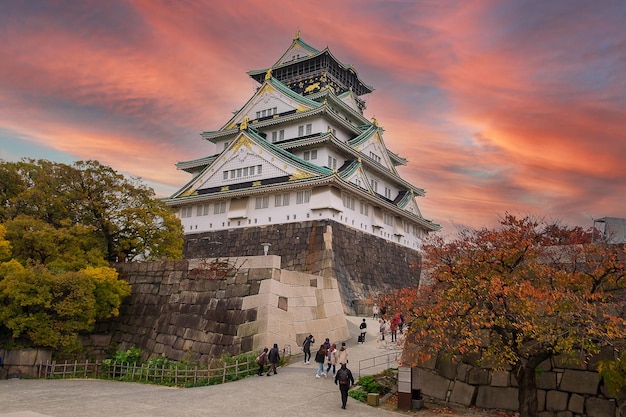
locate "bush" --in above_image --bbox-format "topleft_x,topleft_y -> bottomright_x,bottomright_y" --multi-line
348,387 -> 368,402
358,375 -> 381,394
598,350 -> 626,397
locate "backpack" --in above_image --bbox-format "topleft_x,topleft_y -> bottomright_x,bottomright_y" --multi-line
337,368 -> 349,384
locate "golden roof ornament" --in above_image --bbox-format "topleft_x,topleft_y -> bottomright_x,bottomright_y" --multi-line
265,68 -> 272,80
295,28 -> 300,40
371,116 -> 379,127
240,116 -> 249,131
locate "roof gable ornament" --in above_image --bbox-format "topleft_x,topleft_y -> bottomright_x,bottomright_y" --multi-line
264,68 -> 272,80
371,116 -> 379,127
295,28 -> 300,40
240,116 -> 249,131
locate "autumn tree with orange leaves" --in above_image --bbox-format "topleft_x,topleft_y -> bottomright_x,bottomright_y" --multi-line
380,214 -> 626,417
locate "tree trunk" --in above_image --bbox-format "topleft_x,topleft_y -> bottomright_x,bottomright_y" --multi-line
515,364 -> 539,417
513,354 -> 550,417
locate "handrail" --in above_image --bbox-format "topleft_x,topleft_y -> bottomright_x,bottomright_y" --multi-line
357,350 -> 402,378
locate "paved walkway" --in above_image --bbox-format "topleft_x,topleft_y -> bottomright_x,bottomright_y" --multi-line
0,316 -> 404,417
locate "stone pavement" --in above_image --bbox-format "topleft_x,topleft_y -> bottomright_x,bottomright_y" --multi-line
0,316 -> 404,417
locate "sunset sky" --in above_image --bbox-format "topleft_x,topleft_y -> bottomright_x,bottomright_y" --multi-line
1,0 -> 624,235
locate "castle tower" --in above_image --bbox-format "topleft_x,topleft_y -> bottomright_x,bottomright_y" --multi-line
164,33 -> 440,311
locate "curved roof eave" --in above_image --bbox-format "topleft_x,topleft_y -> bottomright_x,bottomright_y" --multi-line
176,155 -> 219,173
277,133 -> 426,196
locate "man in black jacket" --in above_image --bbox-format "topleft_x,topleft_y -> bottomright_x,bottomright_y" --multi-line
302,334 -> 314,364
334,363 -> 355,409
266,343 -> 280,376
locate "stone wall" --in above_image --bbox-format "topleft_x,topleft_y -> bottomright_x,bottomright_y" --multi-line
412,349 -> 624,417
0,349 -> 51,379
90,255 -> 349,364
183,219 -> 422,314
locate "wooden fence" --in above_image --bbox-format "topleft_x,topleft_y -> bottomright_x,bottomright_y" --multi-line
38,358 -> 258,387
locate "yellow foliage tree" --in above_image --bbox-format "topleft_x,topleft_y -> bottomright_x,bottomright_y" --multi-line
0,260 -> 130,353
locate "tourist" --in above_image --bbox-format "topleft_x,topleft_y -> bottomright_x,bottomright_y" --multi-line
323,337 -> 331,351
372,303 -> 379,319
302,334 -> 314,364
334,363 -> 355,409
338,342 -> 348,366
379,319 -> 386,341
314,344 -> 328,378
359,318 -> 367,342
256,347 -> 268,376
390,316 -> 398,342
325,343 -> 337,376
266,343 -> 280,376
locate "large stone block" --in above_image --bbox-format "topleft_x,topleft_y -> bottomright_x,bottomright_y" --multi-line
436,356 -> 458,380
586,397 -> 616,417
468,368 -> 490,385
559,369 -> 599,395
537,371 -> 558,389
475,386 -> 518,411
449,381 -> 476,406
546,390 -> 569,411
414,368 -> 451,401
568,394 -> 584,414
490,370 -> 509,387
456,362 -> 471,382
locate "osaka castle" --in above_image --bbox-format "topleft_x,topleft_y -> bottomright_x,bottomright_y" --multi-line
164,32 -> 439,281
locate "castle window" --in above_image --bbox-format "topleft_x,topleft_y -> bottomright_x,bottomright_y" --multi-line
371,179 -> 378,193
224,164 -> 262,181
272,131 -> 277,142
359,202 -> 369,216
303,150 -> 317,161
255,196 -> 269,209
327,156 -> 337,170
384,187 -> 392,199
342,194 -> 355,210
279,130 -> 284,140
383,212 -> 394,226
180,206 -> 193,218
214,201 -> 226,214
298,125 -> 304,136
275,193 -> 290,207
306,123 -> 312,135
369,151 -> 381,164
296,190 -> 311,204
197,204 -> 210,216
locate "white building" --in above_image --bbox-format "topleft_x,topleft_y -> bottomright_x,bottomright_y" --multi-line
165,32 -> 439,250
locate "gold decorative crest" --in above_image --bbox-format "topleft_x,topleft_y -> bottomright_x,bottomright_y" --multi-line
289,169 -> 314,180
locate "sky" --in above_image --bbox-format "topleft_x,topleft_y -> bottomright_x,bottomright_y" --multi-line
1,0 -> 625,236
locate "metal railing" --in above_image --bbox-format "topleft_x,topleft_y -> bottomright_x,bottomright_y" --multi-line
357,350 -> 402,377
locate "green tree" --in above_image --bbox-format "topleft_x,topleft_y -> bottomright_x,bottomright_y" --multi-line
3,215 -> 106,270
0,260 -> 130,352
0,225 -> 10,261
0,159 -> 183,262
383,214 -> 626,417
